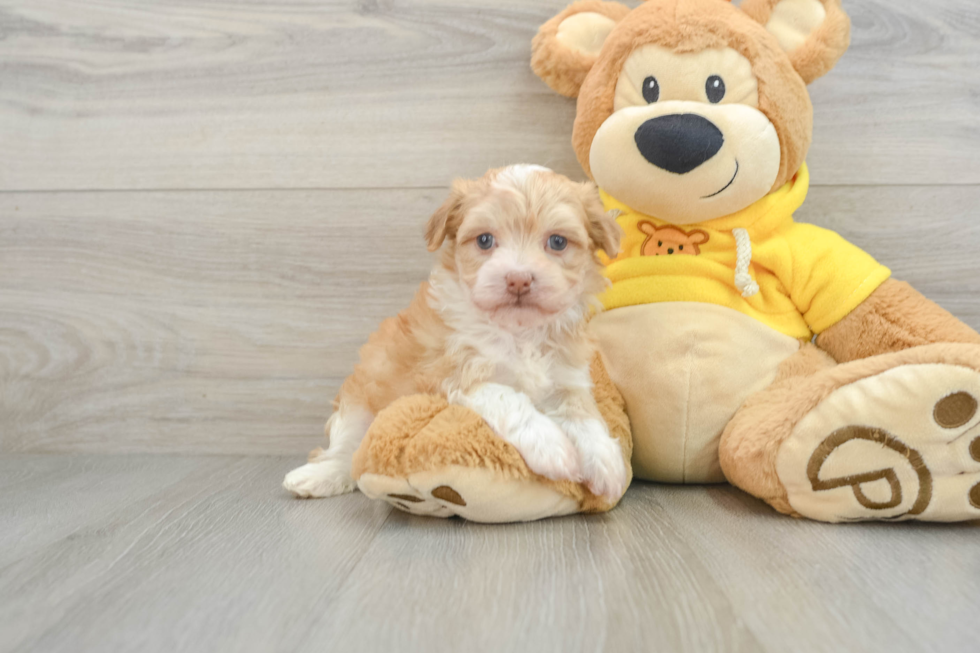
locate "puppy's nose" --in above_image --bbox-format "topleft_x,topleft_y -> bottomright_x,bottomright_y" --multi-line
505,271 -> 534,296
634,114 -> 724,174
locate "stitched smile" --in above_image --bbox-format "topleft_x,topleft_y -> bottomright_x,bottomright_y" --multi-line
701,160 -> 739,199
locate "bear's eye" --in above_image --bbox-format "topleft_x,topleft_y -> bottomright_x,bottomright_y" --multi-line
642,76 -> 660,103
679,245 -> 684,251
706,75 -> 726,103
657,241 -> 662,247
476,233 -> 494,250
548,234 -> 568,251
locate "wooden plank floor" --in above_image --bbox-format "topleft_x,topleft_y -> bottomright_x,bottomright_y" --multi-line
1,454 -> 977,653
2,1 -> 980,651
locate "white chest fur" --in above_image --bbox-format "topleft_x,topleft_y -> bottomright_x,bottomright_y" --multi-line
441,317 -> 563,405
480,333 -> 558,404
429,270 -> 592,407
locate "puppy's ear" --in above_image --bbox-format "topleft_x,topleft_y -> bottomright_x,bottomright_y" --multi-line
531,1 -> 631,98
741,0 -> 850,84
579,182 -> 622,257
425,180 -> 471,252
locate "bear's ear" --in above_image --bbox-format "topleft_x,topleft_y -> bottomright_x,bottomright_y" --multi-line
741,0 -> 851,84
531,1 -> 632,98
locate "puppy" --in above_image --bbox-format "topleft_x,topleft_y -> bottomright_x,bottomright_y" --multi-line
283,164 -> 628,500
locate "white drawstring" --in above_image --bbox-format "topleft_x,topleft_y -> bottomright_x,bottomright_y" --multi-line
732,228 -> 759,298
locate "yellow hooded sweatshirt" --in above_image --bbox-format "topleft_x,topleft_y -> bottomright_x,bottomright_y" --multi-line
598,165 -> 892,340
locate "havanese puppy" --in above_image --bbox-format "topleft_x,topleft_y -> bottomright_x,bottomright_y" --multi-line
283,164 -> 627,501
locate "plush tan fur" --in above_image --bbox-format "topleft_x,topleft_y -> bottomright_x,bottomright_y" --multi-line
720,343 -> 980,516
352,354 -> 633,513
816,279 -> 980,363
531,0 -> 633,98
740,0 -> 851,84
532,0 -> 853,195
569,0 -> 813,192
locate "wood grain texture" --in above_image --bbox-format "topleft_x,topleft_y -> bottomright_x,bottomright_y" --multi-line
3,185 -> 979,454
651,485 -> 980,653
1,454 -> 977,653
310,486 -> 761,653
1,0 -> 978,191
0,455 -> 393,653
0,189 -> 437,453
0,455 -> 211,568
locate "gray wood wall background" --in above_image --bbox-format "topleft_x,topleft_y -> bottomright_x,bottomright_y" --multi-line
2,0 -> 979,455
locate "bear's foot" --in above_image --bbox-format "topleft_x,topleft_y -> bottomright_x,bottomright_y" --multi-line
777,361 -> 980,522
349,356 -> 632,523
358,466 -> 580,523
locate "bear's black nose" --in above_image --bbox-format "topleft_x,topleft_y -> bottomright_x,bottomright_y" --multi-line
634,114 -> 724,174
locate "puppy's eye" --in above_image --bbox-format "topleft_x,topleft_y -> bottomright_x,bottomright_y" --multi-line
476,233 -> 494,250
706,75 -> 725,103
642,76 -> 660,103
548,235 -> 568,251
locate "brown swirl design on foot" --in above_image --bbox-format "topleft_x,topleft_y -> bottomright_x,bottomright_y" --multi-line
807,426 -> 932,516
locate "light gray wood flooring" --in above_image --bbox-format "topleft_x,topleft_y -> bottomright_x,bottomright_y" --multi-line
2,455 -> 978,653
2,1 -> 980,651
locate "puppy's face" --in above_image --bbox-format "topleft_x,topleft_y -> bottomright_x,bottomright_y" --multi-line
426,165 -> 621,329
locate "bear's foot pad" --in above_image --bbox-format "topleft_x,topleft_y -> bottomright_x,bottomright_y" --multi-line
357,465 -> 580,523
777,363 -> 980,522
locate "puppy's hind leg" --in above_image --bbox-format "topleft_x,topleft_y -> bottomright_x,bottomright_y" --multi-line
283,405 -> 374,498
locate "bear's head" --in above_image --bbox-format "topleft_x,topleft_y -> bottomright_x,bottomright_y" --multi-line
531,0 -> 851,224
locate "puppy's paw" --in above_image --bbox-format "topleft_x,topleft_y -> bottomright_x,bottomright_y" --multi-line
283,461 -> 356,498
564,419 -> 627,501
510,413 -> 582,483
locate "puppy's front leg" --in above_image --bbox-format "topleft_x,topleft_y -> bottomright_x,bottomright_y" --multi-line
452,384 -> 582,483
550,389 -> 627,501
283,404 -> 374,498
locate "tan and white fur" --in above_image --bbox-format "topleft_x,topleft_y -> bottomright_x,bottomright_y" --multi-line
283,164 -> 627,500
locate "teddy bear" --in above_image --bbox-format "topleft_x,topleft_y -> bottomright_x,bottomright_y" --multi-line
352,0 -> 980,523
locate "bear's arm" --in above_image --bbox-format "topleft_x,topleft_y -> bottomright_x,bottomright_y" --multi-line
815,279 -> 980,363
